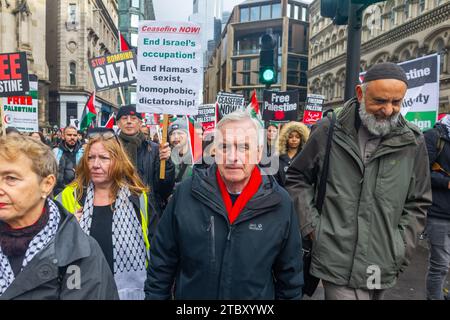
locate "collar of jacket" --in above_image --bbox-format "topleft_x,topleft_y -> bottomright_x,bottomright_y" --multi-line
191,164 -> 282,224
59,140 -> 82,153
0,201 -> 92,300
336,97 -> 419,148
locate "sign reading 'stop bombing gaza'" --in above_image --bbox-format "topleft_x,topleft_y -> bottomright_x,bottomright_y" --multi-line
89,50 -> 137,91
262,90 -> 299,123
137,21 -> 202,116
360,54 -> 440,131
216,92 -> 245,119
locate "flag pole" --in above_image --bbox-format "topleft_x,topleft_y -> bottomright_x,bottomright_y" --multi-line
159,114 -> 169,180
118,87 -> 126,106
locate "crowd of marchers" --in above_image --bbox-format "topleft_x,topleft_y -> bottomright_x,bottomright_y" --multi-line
0,62 -> 449,300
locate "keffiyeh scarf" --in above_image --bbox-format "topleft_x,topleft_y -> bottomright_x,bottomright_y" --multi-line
0,200 -> 61,296
79,182 -> 147,300
440,114 -> 450,138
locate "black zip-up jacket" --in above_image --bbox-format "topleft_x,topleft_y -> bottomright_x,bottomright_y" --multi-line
144,165 -> 303,300
54,141 -> 83,195
424,123 -> 450,220
135,139 -> 175,217
0,201 -> 119,300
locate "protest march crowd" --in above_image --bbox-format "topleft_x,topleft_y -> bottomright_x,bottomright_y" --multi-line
1,62 -> 450,301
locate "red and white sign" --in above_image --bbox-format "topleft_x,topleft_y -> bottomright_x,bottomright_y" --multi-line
303,94 -> 325,125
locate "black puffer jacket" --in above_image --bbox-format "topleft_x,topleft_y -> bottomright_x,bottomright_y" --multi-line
0,201 -> 119,300
53,141 -> 84,195
145,165 -> 303,300
424,123 -> 450,220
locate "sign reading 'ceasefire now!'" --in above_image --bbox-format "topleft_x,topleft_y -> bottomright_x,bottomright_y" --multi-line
137,21 -> 203,116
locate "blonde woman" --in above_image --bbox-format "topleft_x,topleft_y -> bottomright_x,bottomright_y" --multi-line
55,130 -> 153,300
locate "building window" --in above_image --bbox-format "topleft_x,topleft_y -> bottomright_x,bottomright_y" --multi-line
261,5 -> 271,20
131,14 -> 139,28
419,0 -> 426,12
68,4 -> 77,24
287,3 -> 292,17
301,7 -> 307,22
131,33 -> 138,47
131,0 -> 139,8
250,6 -> 260,21
69,62 -> 76,86
294,5 -> 299,20
434,38 -> 446,73
272,3 -> 281,18
240,7 -> 249,22
404,1 -> 409,20
66,102 -> 78,127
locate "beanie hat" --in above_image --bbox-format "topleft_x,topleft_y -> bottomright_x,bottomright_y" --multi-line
363,62 -> 408,87
168,119 -> 188,136
116,105 -> 142,120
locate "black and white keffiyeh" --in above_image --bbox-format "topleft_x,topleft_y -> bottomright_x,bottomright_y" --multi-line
0,200 -> 61,296
440,114 -> 450,138
79,182 -> 147,300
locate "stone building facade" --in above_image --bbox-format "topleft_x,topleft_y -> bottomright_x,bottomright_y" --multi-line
46,0 -> 120,128
204,0 -> 310,108
308,0 -> 450,113
0,0 -> 50,128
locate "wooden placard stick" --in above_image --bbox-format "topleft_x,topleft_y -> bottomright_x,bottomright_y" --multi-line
159,114 -> 169,179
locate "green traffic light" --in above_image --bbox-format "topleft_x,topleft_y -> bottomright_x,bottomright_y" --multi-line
262,69 -> 275,82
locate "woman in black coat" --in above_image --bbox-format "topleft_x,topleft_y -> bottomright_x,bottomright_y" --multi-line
275,121 -> 310,186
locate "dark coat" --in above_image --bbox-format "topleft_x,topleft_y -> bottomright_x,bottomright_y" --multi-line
145,165 -> 303,300
53,141 -> 84,195
285,98 -> 432,289
0,201 -> 119,300
275,153 -> 297,187
424,123 -> 450,220
134,139 -> 176,217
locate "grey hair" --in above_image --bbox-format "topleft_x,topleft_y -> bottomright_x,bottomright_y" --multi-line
216,110 -> 264,148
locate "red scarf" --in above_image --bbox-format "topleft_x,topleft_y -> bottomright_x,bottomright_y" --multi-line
216,167 -> 262,225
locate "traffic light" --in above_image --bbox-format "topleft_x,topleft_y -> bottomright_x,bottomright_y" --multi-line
321,0 -> 386,25
259,32 -> 277,85
321,0 -> 349,25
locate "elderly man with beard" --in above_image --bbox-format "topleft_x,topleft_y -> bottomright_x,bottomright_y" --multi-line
286,62 -> 432,300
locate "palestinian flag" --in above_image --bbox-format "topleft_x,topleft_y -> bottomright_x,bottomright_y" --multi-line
188,116 -> 203,164
154,114 -> 178,128
119,31 -> 130,51
80,92 -> 97,132
246,89 -> 263,126
104,113 -> 115,129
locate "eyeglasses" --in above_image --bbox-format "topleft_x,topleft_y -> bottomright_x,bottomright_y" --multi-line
87,131 -> 118,142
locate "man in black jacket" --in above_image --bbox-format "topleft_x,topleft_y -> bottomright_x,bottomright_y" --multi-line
53,126 -> 84,195
424,114 -> 450,300
117,105 -> 175,218
145,111 -> 303,300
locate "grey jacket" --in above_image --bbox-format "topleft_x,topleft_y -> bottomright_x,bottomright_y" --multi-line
0,201 -> 119,300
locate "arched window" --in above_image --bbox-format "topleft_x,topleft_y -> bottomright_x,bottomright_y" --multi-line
69,62 -> 76,85
433,38 -> 446,73
400,50 -> 411,62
